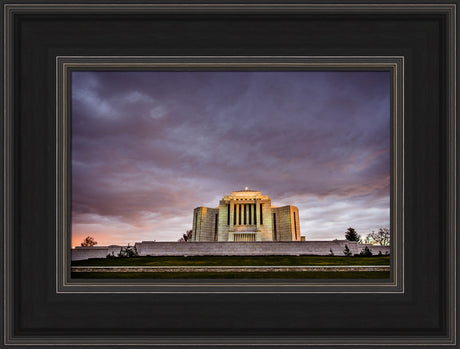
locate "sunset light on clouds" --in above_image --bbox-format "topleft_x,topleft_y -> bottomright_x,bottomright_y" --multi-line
71,71 -> 390,247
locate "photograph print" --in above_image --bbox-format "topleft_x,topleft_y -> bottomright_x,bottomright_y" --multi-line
70,70 -> 391,279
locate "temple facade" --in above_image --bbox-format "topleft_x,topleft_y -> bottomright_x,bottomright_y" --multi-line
192,189 -> 301,242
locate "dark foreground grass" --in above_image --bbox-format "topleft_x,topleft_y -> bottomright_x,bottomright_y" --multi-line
71,271 -> 390,279
72,255 -> 390,267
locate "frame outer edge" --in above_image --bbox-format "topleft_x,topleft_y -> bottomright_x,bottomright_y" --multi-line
2,1 -> 457,347
3,2 -> 14,346
448,2 -> 457,346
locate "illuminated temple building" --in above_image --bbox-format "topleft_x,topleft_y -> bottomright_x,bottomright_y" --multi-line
192,189 -> 301,242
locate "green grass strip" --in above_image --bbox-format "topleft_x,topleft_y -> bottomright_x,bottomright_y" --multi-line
71,271 -> 390,279
72,255 -> 390,267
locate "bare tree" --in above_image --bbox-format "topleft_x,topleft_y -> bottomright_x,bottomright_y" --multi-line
81,235 -> 97,247
178,230 -> 193,242
366,228 -> 390,246
363,234 -> 372,244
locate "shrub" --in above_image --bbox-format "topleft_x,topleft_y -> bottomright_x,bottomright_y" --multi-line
117,244 -> 139,258
359,246 -> 373,257
343,244 -> 352,257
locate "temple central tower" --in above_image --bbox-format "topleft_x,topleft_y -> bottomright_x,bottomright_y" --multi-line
192,189 -> 301,242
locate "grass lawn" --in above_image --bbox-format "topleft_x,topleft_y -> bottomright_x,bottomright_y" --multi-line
71,271 -> 390,279
71,255 -> 390,278
72,255 -> 390,267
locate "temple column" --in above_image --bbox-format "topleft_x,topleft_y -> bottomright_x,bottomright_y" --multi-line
239,204 -> 242,225
249,204 -> 252,225
229,200 -> 234,230
234,204 -> 238,225
245,204 -> 249,225
255,200 -> 260,230
237,204 -> 240,225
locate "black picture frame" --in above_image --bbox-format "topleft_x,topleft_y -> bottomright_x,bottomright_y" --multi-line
2,1 -> 458,347
58,56 -> 402,292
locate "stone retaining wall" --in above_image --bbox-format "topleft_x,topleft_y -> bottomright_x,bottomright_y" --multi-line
136,240 -> 364,256
72,241 -> 391,261
72,246 -> 109,261
72,245 -> 123,261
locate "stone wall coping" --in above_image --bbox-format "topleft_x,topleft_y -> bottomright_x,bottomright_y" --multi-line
72,265 -> 390,272
138,241 -> 361,244
74,246 -> 111,250
72,241 -> 387,247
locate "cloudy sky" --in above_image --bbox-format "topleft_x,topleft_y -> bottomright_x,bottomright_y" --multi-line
71,71 -> 390,247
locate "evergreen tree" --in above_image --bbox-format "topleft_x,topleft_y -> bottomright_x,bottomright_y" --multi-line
345,227 -> 361,242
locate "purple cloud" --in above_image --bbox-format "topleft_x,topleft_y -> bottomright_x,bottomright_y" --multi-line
71,71 -> 390,246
